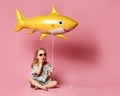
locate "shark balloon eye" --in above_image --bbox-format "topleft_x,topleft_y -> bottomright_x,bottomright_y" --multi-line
59,21 -> 63,24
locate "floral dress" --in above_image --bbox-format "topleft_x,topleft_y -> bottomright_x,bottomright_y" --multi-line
32,63 -> 52,85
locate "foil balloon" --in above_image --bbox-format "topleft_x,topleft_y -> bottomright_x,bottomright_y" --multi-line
15,5 -> 78,40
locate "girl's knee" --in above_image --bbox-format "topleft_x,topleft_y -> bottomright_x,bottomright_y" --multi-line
53,81 -> 58,85
28,77 -> 33,82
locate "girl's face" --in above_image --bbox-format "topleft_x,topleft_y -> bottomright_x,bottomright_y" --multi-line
37,50 -> 47,63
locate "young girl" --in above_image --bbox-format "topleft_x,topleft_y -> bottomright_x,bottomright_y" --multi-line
28,48 -> 57,91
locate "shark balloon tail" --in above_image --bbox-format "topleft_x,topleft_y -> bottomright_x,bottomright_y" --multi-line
15,9 -> 25,32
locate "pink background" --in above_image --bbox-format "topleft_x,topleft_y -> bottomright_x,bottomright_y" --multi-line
0,0 -> 120,96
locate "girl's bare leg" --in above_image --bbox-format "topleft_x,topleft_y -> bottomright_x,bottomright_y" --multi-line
44,81 -> 57,88
28,77 -> 47,90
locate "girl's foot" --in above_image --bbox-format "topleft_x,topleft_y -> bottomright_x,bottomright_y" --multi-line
42,86 -> 48,91
30,84 -> 35,88
34,86 -> 38,90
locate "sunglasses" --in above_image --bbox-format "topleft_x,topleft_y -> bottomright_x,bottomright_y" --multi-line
39,53 -> 47,56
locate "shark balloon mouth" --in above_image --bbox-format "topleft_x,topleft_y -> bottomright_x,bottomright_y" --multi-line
49,27 -> 71,34
63,28 -> 70,32
49,27 -> 70,34
63,23 -> 78,33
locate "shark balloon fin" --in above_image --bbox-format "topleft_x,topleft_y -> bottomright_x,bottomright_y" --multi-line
50,5 -> 60,15
56,34 -> 67,40
40,33 -> 51,40
15,9 -> 24,32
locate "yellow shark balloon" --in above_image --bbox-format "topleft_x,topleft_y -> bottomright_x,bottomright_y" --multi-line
15,5 -> 78,40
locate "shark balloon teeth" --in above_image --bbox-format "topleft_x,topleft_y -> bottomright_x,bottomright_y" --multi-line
14,5 -> 78,40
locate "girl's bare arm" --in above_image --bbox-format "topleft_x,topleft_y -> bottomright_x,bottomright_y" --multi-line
35,63 -> 43,75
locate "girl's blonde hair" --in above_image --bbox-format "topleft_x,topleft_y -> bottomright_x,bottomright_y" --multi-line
31,48 -> 47,68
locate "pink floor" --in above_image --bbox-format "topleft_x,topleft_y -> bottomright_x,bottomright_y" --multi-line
1,83 -> 120,96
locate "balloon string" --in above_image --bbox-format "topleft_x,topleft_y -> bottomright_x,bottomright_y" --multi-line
51,35 -> 55,79
52,35 -> 54,67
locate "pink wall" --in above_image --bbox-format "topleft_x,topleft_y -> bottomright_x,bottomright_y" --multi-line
0,0 -> 120,92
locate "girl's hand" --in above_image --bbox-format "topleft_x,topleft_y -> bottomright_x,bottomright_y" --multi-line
50,67 -> 54,73
48,72 -> 52,76
38,60 -> 44,65
35,62 -> 43,75
48,67 -> 54,76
